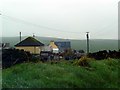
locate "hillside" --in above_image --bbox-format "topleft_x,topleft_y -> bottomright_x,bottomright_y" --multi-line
2,59 -> 119,88
1,36 -> 118,52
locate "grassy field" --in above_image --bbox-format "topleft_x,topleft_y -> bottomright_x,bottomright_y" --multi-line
2,58 -> 119,88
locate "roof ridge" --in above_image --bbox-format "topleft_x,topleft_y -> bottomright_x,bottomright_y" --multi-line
15,37 -> 44,46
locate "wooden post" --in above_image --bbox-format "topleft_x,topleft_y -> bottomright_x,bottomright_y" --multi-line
20,32 -> 21,42
86,32 -> 89,55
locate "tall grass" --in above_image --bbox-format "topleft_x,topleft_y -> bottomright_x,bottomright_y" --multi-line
2,59 -> 119,88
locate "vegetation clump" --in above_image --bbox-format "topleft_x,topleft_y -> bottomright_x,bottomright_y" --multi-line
73,56 -> 94,67
2,49 -> 32,68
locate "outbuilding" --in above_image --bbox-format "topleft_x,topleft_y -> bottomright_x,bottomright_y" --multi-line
15,37 -> 44,54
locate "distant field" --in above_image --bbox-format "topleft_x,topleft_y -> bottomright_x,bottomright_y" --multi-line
1,37 -> 118,52
2,59 -> 119,88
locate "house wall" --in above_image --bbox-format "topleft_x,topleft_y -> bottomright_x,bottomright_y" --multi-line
16,46 -> 43,54
53,48 -> 59,53
42,46 -> 52,51
49,41 -> 59,53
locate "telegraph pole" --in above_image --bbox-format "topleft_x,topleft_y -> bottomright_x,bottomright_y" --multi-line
20,32 -> 21,42
86,32 -> 89,55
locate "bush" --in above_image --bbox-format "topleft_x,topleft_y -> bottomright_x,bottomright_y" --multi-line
73,56 -> 94,67
88,50 -> 120,60
2,49 -> 32,68
30,55 -> 40,63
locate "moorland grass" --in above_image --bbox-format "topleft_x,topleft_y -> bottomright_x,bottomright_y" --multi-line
2,59 -> 119,88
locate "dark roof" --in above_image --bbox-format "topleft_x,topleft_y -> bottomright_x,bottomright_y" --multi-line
15,37 -> 44,46
55,41 -> 71,52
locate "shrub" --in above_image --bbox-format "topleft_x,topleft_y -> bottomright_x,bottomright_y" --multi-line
30,55 -> 40,63
2,49 -> 32,68
73,56 -> 94,67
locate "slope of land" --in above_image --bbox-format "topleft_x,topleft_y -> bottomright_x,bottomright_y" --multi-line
1,37 -> 118,52
2,59 -> 119,88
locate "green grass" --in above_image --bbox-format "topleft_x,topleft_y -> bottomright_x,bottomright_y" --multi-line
0,69 -> 2,89
2,59 -> 119,88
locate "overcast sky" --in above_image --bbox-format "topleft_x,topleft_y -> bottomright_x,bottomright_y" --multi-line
1,0 -> 119,39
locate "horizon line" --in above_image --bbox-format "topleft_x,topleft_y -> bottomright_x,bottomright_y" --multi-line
0,36 -> 118,40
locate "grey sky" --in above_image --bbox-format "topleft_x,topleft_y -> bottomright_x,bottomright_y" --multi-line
1,0 -> 119,39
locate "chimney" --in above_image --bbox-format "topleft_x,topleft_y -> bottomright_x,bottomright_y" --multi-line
33,33 -> 35,38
